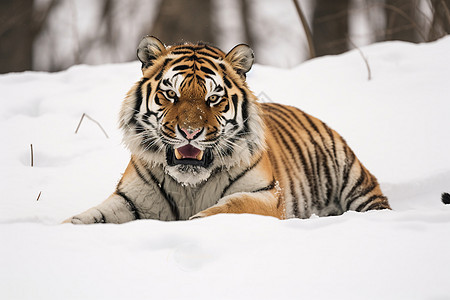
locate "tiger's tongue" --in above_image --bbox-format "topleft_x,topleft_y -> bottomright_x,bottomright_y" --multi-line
177,144 -> 201,159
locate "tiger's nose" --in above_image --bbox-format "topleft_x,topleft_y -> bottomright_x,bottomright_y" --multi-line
179,127 -> 203,140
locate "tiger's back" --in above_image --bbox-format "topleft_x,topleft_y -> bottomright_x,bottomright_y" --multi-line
262,102 -> 390,218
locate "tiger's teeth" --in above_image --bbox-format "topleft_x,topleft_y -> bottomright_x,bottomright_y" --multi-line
196,151 -> 204,160
174,149 -> 182,160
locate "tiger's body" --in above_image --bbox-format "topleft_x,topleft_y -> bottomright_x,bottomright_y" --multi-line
64,37 -> 389,224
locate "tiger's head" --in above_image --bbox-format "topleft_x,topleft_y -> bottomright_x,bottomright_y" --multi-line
119,36 -> 265,186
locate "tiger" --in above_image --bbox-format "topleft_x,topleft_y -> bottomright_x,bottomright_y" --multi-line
64,36 -> 390,224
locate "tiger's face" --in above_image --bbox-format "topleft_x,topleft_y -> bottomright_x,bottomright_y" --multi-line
119,37 -> 265,186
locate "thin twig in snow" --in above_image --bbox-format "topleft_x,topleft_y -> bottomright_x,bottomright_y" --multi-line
348,37 -> 372,81
75,113 -> 109,138
36,191 -> 42,201
30,144 -> 34,167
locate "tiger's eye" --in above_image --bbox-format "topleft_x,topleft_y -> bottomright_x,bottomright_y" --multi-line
208,95 -> 218,102
167,90 -> 176,98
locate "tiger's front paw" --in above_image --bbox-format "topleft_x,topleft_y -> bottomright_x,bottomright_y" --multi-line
189,212 -> 206,220
62,209 -> 105,224
189,206 -> 225,220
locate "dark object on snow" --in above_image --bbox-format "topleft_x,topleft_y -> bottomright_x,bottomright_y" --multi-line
442,192 -> 450,205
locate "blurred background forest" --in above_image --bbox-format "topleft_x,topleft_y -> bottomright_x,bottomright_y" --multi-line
1,0 -> 449,74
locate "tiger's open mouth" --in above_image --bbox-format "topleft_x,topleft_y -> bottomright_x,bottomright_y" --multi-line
166,144 -> 213,167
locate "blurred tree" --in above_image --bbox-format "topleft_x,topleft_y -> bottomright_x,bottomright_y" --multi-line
292,0 -> 315,59
0,0 -> 34,73
151,0 -> 215,45
2,0 -> 450,72
312,0 -> 350,57
384,0 -> 421,42
240,0 -> 255,47
428,0 -> 450,41
0,0 -> 59,73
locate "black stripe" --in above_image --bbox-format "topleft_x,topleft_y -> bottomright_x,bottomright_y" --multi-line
231,94 -> 238,119
116,190 -> 140,220
197,50 -> 220,60
345,179 -> 378,210
130,159 -> 180,220
131,159 -> 151,185
221,101 -> 230,114
204,44 -> 221,55
163,126 -> 175,134
197,57 -> 219,71
301,112 -> 338,203
251,179 -> 276,193
154,93 -> 162,106
132,78 -> 150,125
298,110 -> 337,203
145,167 -> 180,220
174,46 -> 196,51
184,55 -> 197,62
324,123 -> 338,170
172,51 -> 194,55
269,104 -> 337,175
269,104 -> 333,207
94,208 -> 106,223
269,107 -> 321,208
173,65 -> 190,71
240,88 -> 249,133
200,66 -> 215,75
205,127 -> 218,137
268,112 -> 317,210
195,74 -> 204,83
145,83 -> 152,113
268,116 -> 309,217
344,162 -> 366,202
339,145 -> 356,202
355,195 -> 388,211
223,76 -> 232,88
268,122 -> 300,217
155,58 -> 172,81
365,197 -> 389,210
220,155 -> 263,198
171,55 -> 191,65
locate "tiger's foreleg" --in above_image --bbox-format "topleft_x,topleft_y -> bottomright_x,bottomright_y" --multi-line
62,193 -> 139,224
190,190 -> 285,220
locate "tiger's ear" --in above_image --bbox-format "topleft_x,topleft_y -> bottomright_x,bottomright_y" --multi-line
225,44 -> 254,77
137,36 -> 166,69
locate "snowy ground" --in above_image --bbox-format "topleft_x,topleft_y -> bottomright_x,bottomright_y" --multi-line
1,38 -> 450,299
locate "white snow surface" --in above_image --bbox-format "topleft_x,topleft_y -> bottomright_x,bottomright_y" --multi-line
1,38 -> 450,299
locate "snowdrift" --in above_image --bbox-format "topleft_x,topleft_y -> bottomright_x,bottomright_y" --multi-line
1,38 -> 449,299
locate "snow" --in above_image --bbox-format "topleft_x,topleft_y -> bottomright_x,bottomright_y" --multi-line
1,37 -> 450,299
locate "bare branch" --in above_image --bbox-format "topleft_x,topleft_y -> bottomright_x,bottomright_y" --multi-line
292,0 -> 315,59
75,113 -> 109,139
348,37 -> 372,81
36,191 -> 42,201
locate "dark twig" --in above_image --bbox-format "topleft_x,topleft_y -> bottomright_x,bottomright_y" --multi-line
30,144 -> 34,167
75,113 -> 109,138
348,37 -> 372,81
292,0 -> 315,59
36,191 -> 42,201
